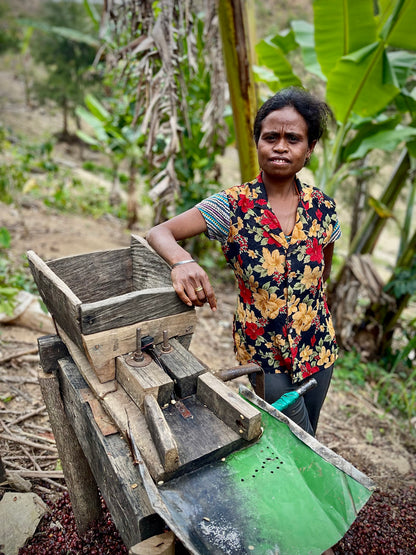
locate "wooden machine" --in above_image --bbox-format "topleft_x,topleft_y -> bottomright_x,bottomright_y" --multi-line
28,236 -> 375,555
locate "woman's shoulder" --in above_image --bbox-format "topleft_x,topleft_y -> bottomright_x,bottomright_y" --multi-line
224,176 -> 261,199
299,181 -> 337,207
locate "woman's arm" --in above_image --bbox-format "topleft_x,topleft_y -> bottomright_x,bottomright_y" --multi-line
146,207 -> 217,311
322,242 -> 335,282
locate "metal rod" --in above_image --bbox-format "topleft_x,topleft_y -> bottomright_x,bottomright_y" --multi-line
296,378 -> 318,397
133,328 -> 144,362
216,363 -> 261,382
161,330 -> 172,353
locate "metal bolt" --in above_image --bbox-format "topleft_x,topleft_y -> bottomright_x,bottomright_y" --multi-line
133,328 -> 144,362
161,329 -> 171,353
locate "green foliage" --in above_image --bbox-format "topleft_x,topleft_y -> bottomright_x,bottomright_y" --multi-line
0,159 -> 27,203
26,0 -> 101,134
0,126 -> 28,202
0,228 -> 36,316
0,125 -> 59,203
335,349 -> 416,422
40,177 -> 127,220
0,124 -> 127,220
76,93 -> 145,169
0,2 -> 20,53
255,0 -> 416,196
171,13 -> 229,214
385,258 -> 416,298
0,226 -> 11,248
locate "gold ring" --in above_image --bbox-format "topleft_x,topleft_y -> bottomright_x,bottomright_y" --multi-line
194,286 -> 204,292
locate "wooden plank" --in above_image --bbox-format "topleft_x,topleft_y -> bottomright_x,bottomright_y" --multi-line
57,325 -> 166,482
116,356 -> 174,411
153,339 -> 206,398
58,326 -> 251,482
80,287 -> 194,335
38,334 -> 69,374
48,248 -> 133,303
57,357 -> 165,547
37,336 -> 101,535
82,312 -> 196,376
197,372 -> 262,441
162,395 -> 246,475
143,395 -> 179,474
129,531 -> 175,555
58,325 -> 118,393
130,235 -> 172,290
27,250 -> 83,350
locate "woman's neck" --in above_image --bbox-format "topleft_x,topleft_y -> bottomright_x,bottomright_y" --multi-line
262,173 -> 298,200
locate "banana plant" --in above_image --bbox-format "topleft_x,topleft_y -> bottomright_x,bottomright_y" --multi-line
218,0 -> 259,182
256,0 -> 416,194
76,93 -> 144,227
254,0 -> 416,361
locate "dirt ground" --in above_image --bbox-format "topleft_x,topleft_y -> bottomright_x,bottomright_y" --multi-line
1,56 -> 415,551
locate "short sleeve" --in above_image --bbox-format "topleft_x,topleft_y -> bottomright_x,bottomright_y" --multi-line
329,219 -> 341,243
196,192 -> 230,244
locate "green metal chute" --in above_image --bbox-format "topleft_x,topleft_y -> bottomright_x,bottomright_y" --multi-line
152,386 -> 375,555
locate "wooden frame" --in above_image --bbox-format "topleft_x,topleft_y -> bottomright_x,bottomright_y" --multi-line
28,235 -> 195,383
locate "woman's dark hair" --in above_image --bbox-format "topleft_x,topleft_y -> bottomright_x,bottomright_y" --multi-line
253,87 -> 331,146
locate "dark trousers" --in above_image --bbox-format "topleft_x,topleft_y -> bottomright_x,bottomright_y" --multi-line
253,366 -> 333,436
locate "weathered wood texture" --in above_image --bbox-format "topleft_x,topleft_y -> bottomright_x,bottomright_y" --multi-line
143,395 -> 179,474
154,339 -> 206,397
57,327 -> 167,481
48,248 -> 133,303
58,327 -> 254,481
82,312 -> 196,382
37,334 -> 69,374
80,287 -> 194,335
27,250 -> 83,350
129,531 -> 175,555
116,356 -> 174,411
37,336 -> 101,534
81,393 -> 119,437
130,235 -> 172,290
162,395 -> 245,476
57,356 -> 165,547
197,372 -> 262,441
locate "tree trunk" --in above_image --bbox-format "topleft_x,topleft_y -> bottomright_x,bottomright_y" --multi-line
218,0 -> 258,183
349,149 -> 410,256
110,161 -> 122,206
62,96 -> 69,137
350,159 -> 370,245
127,159 -> 138,229
375,229 -> 416,355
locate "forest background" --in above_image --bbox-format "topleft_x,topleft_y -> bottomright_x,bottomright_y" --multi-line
0,0 -> 415,552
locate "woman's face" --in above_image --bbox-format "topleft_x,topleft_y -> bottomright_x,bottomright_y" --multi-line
257,106 -> 315,184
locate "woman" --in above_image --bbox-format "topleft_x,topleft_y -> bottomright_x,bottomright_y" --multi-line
146,87 -> 341,438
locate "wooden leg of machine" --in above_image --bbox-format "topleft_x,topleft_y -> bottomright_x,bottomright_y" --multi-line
38,368 -> 101,534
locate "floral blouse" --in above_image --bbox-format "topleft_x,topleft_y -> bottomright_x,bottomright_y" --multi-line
197,174 -> 341,383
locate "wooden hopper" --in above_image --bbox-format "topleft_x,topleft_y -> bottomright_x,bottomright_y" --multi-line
28,235 -> 196,383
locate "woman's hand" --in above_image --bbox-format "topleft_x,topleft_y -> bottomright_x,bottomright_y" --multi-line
171,263 -> 217,311
146,207 -> 217,310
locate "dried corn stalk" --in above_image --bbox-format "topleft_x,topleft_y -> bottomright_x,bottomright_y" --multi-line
99,0 -> 228,222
